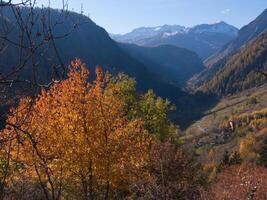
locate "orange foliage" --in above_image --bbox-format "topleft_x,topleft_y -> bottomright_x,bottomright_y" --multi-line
0,59 -> 153,199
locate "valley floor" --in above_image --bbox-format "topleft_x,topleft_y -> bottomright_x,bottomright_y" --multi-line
183,84 -> 267,164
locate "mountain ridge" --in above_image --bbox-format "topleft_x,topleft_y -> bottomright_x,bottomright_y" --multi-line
205,8 -> 267,68
111,22 -> 238,60
200,31 -> 267,96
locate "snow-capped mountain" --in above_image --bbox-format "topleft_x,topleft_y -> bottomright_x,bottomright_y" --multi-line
111,21 -> 238,42
111,24 -> 187,43
189,21 -> 238,35
132,24 -> 187,36
110,21 -> 238,59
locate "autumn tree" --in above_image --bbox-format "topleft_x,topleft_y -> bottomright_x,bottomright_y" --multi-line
0,59 -> 153,199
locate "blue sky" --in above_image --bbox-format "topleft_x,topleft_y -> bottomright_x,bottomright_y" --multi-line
17,0 -> 267,34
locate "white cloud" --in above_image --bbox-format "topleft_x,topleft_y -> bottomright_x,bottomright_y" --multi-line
221,8 -> 231,15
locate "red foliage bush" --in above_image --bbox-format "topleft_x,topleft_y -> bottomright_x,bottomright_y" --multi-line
201,164 -> 267,200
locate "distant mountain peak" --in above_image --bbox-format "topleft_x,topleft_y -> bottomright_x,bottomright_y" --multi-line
132,24 -> 187,33
190,21 -> 238,35
210,20 -> 227,25
205,8 -> 267,68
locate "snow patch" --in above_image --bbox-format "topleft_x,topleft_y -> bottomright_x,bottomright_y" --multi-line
154,27 -> 162,31
162,31 -> 180,38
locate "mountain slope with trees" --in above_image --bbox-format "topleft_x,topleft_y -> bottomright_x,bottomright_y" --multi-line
205,8 -> 267,68
189,8 -> 267,90
200,31 -> 267,95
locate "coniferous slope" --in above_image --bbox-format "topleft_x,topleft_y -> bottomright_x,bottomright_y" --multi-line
189,8 -> 267,89
119,43 -> 204,86
200,31 -> 267,96
205,8 -> 267,68
186,56 -> 229,91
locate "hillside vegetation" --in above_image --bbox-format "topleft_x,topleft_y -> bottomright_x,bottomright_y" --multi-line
200,32 -> 267,95
184,84 -> 267,166
205,8 -> 267,68
189,9 -> 267,89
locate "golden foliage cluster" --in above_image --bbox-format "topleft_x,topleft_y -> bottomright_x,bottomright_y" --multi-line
0,59 -> 154,199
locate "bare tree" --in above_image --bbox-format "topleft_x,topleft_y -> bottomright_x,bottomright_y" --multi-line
0,0 -> 31,7
0,0 -> 85,124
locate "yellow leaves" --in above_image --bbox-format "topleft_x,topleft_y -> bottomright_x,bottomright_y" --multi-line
95,66 -> 103,82
0,59 -> 153,197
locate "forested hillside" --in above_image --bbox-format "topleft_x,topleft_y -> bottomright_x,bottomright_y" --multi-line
200,31 -> 267,95
205,8 -> 267,68
189,9 -> 267,89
